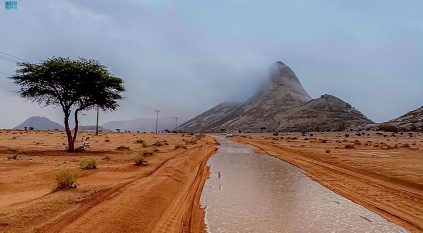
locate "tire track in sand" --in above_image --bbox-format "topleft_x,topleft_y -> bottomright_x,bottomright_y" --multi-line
35,143 -> 213,233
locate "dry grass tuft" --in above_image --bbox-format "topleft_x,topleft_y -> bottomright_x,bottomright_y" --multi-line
56,169 -> 77,190
80,158 -> 97,170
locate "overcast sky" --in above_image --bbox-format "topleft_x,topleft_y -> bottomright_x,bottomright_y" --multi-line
0,0 -> 422,128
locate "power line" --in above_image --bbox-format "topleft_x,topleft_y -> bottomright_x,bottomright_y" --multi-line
0,55 -> 19,64
0,51 -> 25,62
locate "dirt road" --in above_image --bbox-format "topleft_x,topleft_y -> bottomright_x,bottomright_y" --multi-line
0,131 -> 216,233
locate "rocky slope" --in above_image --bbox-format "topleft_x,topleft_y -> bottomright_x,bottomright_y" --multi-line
384,106 -> 423,131
179,61 -> 373,132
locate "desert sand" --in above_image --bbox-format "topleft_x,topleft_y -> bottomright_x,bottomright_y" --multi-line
0,130 -> 216,233
235,131 -> 423,233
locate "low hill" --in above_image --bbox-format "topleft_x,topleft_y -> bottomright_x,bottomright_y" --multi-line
13,116 -> 64,130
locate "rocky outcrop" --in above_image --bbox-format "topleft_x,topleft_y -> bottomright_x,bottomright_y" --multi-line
179,61 -> 373,132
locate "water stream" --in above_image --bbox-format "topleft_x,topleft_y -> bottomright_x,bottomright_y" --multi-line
200,136 -> 407,233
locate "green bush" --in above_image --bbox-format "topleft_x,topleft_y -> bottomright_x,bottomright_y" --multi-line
56,169 -> 77,190
80,158 -> 97,170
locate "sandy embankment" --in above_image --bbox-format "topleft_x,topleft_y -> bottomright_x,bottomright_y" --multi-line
0,131 -> 216,233
235,132 -> 423,233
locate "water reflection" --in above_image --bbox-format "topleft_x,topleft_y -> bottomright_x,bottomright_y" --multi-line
200,137 -> 408,233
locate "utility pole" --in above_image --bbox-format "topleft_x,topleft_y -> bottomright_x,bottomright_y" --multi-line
95,106 -> 99,135
174,117 -> 179,132
154,109 -> 160,134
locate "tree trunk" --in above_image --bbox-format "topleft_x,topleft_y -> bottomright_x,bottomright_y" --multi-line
64,114 -> 74,152
72,109 -> 80,149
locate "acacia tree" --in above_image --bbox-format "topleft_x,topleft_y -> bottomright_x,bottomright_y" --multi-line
10,57 -> 125,152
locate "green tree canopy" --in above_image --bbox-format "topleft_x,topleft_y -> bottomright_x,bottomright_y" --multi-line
10,57 -> 125,151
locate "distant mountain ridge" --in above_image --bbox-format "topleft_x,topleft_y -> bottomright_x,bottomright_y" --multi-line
179,61 -> 373,132
102,117 -> 180,132
13,116 -> 64,130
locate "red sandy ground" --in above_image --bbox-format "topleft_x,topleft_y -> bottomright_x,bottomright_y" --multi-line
0,130 -> 216,233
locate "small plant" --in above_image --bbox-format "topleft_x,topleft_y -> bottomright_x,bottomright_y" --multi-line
56,169 -> 77,190
344,144 -> 355,149
401,143 -> 410,148
153,141 -> 164,146
80,158 -> 97,170
139,149 -> 155,157
105,139 -> 111,142
75,137 -> 90,152
175,144 -> 187,149
135,139 -> 145,144
325,149 -> 331,153
116,145 -> 130,151
133,154 -> 147,166
378,123 -> 398,133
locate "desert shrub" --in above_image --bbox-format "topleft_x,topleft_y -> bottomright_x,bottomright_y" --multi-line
56,169 -> 77,190
105,139 -> 110,142
135,139 -> 145,144
153,148 -> 160,152
353,140 -> 361,145
139,149 -> 155,157
175,144 -> 187,149
344,144 -> 355,149
325,149 -> 331,153
185,140 -> 197,145
378,123 -> 398,133
80,158 -> 97,170
142,142 -> 148,147
153,141 -> 164,146
8,154 -> 21,160
344,134 -> 350,137
133,154 -> 147,166
321,139 -> 328,143
116,146 -> 130,151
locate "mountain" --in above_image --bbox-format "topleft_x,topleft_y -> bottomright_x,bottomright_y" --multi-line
383,106 -> 423,131
78,125 -> 111,132
14,116 -> 64,130
179,61 -> 373,132
102,117 -> 179,132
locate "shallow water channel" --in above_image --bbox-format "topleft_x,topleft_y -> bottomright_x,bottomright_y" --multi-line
200,136 -> 407,233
